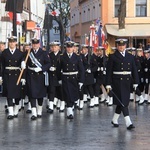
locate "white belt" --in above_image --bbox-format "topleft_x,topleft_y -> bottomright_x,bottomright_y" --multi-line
62,71 -> 78,75
5,67 -> 21,70
28,66 -> 36,71
113,71 -> 131,75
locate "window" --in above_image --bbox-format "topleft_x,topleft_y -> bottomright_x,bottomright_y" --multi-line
114,0 -> 121,17
136,0 -> 147,17
53,26 -> 60,34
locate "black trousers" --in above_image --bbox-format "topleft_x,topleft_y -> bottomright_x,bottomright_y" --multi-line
30,98 -> 43,107
145,83 -> 149,94
7,98 -> 20,106
115,105 -> 129,117
83,84 -> 94,98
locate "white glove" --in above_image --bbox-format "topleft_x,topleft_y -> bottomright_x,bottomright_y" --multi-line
106,85 -> 112,90
78,82 -> 83,90
21,61 -> 26,69
49,67 -> 56,71
133,84 -> 138,90
86,69 -> 91,73
34,67 -> 42,72
100,67 -> 104,71
141,78 -> 144,83
145,78 -> 148,83
97,67 -> 100,71
144,68 -> 148,72
0,77 -> 3,85
21,79 -> 26,85
58,80 -> 62,85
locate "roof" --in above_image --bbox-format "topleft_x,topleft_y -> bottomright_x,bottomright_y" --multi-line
105,24 -> 150,37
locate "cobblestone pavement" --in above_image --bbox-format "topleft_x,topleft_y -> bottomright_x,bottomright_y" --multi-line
0,97 -> 150,150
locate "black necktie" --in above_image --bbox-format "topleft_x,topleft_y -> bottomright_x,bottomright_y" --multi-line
69,54 -> 71,58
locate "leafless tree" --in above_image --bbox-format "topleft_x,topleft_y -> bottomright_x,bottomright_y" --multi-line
118,0 -> 126,29
44,0 -> 70,51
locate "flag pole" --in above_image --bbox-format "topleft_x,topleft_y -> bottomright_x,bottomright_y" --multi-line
16,49 -> 31,85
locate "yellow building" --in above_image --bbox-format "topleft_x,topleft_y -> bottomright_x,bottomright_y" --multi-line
70,0 -> 150,47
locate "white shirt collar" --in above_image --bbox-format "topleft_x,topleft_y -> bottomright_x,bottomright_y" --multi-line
9,48 -> 16,54
54,51 -> 59,56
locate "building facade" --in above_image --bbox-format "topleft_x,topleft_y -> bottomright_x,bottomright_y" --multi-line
70,0 -> 150,47
70,0 -> 101,44
0,0 -> 45,45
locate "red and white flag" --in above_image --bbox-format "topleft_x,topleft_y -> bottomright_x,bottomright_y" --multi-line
7,12 -> 22,25
50,9 -> 60,16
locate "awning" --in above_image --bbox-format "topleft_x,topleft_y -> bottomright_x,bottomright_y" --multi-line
105,24 -> 150,37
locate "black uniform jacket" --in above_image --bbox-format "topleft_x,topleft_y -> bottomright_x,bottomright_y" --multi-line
58,52 -> 84,102
48,51 -> 61,86
81,54 -> 97,85
26,48 -> 51,99
106,50 -> 139,106
143,57 -> 150,83
1,48 -> 25,98
94,54 -> 108,85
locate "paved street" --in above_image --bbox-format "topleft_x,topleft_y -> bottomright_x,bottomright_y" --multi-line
0,97 -> 150,150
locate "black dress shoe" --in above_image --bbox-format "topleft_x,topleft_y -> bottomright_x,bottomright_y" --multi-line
24,102 -> 28,105
78,107 -> 83,110
4,105 -> 8,109
14,114 -> 18,118
26,110 -> 32,114
111,121 -> 119,127
37,115 -> 42,118
130,99 -> 134,102
59,110 -> 64,113
89,105 -> 94,108
47,108 -> 53,114
67,115 -> 74,119
5,109 -> 9,113
127,124 -> 135,130
31,115 -> 37,120
138,101 -> 144,105
7,115 -> 14,120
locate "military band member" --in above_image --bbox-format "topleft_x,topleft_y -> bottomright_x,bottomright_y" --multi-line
134,48 -> 145,104
47,41 -> 64,113
106,39 -> 139,130
81,44 -> 97,107
1,36 -> 26,119
143,49 -> 150,103
0,41 -> 6,53
58,41 -> 84,119
94,46 -> 111,106
73,42 -> 80,54
26,38 -> 51,120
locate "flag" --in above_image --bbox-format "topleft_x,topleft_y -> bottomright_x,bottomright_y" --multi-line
89,24 -> 98,52
104,41 -> 114,55
7,12 -> 22,25
50,9 -> 60,16
96,22 -> 106,47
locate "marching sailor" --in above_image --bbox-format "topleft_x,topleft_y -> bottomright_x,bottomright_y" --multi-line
58,41 -> 84,119
26,38 -> 51,120
106,39 -> 139,130
1,36 -> 26,119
